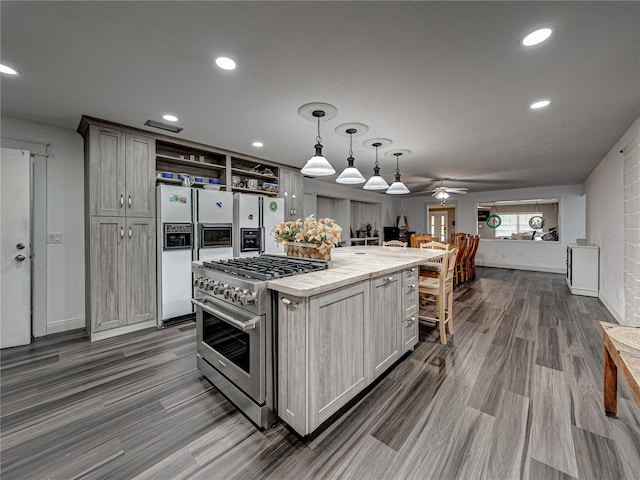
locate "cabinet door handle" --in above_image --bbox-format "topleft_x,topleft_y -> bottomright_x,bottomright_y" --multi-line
128,227 -> 132,239
411,267 -> 416,272
120,194 -> 124,208
409,284 -> 416,289
128,195 -> 132,208
281,297 -> 298,306
385,276 -> 394,282
120,227 -> 124,239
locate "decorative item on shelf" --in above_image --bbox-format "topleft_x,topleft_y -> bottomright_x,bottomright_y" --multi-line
335,123 -> 368,184
272,214 -> 342,261
298,102 -> 337,177
385,150 -> 411,195
362,138 -> 392,190
263,182 -> 279,192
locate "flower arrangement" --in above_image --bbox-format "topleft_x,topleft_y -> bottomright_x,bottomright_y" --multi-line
272,215 -> 342,259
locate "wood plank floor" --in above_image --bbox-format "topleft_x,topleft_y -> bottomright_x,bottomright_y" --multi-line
2,268 -> 639,480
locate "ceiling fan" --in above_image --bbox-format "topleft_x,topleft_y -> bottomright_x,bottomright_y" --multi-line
429,180 -> 468,203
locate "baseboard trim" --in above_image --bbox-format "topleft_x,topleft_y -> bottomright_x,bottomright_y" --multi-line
47,316 -> 84,335
90,319 -> 157,342
599,294 -> 624,324
477,262 -> 565,274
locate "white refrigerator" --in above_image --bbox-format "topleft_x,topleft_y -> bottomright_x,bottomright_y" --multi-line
194,189 -> 234,261
261,197 -> 285,254
157,184 -> 194,325
233,194 -> 284,257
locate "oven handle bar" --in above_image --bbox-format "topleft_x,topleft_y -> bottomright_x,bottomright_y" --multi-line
191,298 -> 258,331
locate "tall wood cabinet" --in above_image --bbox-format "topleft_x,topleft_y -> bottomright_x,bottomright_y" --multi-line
81,120 -> 157,340
279,167 -> 303,220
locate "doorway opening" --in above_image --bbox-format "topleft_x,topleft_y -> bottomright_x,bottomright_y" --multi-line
427,204 -> 456,243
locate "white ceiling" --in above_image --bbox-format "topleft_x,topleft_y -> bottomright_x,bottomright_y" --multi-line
2,1 -> 639,195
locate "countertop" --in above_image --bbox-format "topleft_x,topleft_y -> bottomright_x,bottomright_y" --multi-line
266,246 -> 445,297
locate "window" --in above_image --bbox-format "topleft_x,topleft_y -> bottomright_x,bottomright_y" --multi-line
477,199 -> 559,241
495,213 -> 539,237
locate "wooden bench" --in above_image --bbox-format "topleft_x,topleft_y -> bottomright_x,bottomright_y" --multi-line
600,321 -> 640,416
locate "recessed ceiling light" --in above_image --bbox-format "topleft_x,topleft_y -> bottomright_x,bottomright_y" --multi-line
522,28 -> 552,47
530,100 -> 551,109
162,114 -> 178,122
252,141 -> 264,148
0,63 -> 19,75
215,57 -> 236,71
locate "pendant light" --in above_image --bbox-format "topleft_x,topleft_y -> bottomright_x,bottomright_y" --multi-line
300,109 -> 335,176
336,128 -> 366,184
363,142 -> 390,190
386,152 -> 410,195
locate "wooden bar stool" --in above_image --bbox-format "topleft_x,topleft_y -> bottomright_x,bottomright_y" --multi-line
418,248 -> 457,344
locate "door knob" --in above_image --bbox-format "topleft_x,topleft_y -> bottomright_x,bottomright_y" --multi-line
15,255 -> 26,262
16,243 -> 25,250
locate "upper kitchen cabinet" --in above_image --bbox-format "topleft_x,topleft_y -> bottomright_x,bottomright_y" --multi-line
85,124 -> 156,218
279,167 -> 303,220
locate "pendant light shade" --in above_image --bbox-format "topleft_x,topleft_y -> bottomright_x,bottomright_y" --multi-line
363,142 -> 390,190
336,128 -> 365,184
300,109 -> 335,176
386,152 -> 410,195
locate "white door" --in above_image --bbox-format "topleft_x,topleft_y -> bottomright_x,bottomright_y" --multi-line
429,211 -> 448,242
1,148 -> 31,348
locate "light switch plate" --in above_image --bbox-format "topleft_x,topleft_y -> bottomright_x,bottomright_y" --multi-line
47,232 -> 63,244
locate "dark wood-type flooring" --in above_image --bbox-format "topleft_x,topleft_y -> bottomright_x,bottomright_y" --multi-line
2,268 -> 640,479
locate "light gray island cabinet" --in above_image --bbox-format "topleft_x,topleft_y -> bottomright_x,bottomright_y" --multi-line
269,247 -> 438,436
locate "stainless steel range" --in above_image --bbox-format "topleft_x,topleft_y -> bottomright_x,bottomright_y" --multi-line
192,255 -> 329,428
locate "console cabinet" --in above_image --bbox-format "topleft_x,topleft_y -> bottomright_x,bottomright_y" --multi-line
566,244 -> 599,297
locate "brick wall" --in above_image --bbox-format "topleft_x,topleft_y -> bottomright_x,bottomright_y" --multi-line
624,134 -> 640,326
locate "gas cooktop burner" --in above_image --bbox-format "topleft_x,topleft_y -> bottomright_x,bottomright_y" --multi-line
202,255 -> 329,281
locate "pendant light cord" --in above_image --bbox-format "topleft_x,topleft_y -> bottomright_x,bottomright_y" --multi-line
374,145 -> 379,167
316,116 -> 322,144
348,132 -> 353,157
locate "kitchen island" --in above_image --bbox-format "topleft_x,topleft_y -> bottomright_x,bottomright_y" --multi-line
268,246 -> 444,436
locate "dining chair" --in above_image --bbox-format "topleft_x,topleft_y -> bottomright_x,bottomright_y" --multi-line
464,235 -> 480,281
382,240 -> 408,248
418,248 -> 457,344
410,233 -> 439,248
454,236 -> 467,286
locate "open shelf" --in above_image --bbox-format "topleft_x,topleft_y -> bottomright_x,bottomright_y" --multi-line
230,167 -> 278,180
156,154 -> 226,171
232,186 -> 278,196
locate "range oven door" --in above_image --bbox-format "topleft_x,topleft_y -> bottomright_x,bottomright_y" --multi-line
192,296 -> 265,404
199,223 -> 232,249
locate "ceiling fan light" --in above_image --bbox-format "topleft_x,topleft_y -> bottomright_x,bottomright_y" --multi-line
386,181 -> 410,195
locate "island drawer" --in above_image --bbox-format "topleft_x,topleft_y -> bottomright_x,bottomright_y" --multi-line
403,313 -> 418,350
402,267 -> 418,285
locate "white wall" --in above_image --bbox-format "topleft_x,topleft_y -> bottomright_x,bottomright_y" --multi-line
1,117 -> 85,334
303,178 -> 399,240
401,185 -> 586,274
585,116 -> 640,325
